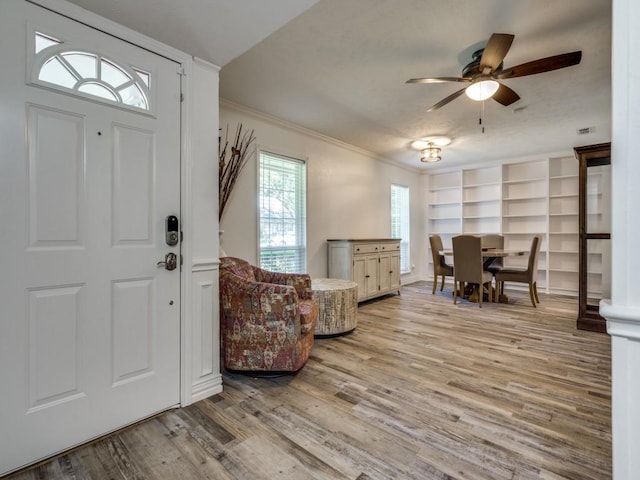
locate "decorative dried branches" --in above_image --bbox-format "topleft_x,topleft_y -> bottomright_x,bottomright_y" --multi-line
218,124 -> 256,221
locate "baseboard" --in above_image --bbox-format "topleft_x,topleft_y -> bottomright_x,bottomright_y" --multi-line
190,374 -> 223,404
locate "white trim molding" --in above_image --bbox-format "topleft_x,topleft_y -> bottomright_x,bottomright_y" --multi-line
192,258 -> 221,272
602,301 -> 640,480
606,0 -> 640,477
188,274 -> 222,403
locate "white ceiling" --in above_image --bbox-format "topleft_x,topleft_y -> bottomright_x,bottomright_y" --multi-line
64,0 -> 612,170
62,0 -> 322,66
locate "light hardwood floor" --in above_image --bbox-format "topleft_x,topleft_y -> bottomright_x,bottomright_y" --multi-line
6,282 -> 611,480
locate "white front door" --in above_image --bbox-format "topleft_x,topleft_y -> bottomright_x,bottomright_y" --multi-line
0,1 -> 182,474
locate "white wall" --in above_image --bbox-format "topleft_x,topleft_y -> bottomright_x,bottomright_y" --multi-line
219,101 -> 426,284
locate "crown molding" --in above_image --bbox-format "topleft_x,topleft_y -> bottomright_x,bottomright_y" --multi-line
219,98 -> 421,174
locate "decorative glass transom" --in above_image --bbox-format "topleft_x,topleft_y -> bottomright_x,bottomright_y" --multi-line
34,32 -> 151,111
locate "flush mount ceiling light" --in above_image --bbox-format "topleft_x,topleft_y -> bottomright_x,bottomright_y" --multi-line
420,143 -> 441,163
465,79 -> 500,101
411,136 -> 451,163
410,136 -> 452,150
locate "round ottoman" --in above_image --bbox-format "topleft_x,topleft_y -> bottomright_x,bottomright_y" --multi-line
311,278 -> 358,337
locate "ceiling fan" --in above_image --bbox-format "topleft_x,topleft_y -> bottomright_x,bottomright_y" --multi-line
407,33 -> 582,112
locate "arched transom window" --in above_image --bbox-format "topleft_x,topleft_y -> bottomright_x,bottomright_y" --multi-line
33,32 -> 151,111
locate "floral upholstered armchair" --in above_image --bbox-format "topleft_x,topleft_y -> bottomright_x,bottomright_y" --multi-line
219,257 -> 318,373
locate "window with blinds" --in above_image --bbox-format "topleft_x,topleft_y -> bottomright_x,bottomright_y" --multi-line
391,184 -> 410,274
259,151 -> 307,273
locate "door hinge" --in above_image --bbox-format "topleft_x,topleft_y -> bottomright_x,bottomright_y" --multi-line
176,66 -> 187,76
180,93 -> 184,102
180,254 -> 183,266
180,231 -> 184,242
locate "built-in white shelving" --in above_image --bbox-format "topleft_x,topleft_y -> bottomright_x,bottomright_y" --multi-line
462,166 -> 501,235
426,155 -> 611,297
547,156 -> 579,294
427,171 -> 462,254
500,160 -> 548,289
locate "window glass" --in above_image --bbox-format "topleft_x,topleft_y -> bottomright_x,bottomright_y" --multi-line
78,82 -> 117,101
62,52 -> 97,79
35,32 -> 60,53
118,83 -> 148,109
33,33 -> 150,112
39,57 -> 77,88
391,184 -> 410,273
134,69 -> 151,88
259,151 -> 307,273
101,59 -> 129,88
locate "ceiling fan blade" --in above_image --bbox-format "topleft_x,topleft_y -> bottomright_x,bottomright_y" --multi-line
479,33 -> 515,73
492,83 -> 520,106
406,77 -> 470,84
497,51 -> 582,79
427,87 -> 467,112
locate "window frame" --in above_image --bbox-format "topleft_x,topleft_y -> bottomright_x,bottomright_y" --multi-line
391,183 -> 410,274
27,28 -> 156,116
257,149 -> 308,273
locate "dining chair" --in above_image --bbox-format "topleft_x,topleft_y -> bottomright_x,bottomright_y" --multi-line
452,235 -> 494,308
481,234 -> 504,275
494,235 -> 542,307
429,234 -> 454,294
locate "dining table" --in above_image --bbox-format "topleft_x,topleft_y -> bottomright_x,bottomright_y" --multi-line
439,247 -> 528,303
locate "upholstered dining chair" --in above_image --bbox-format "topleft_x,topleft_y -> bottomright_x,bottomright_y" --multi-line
481,234 -> 504,275
219,256 -> 318,373
494,235 -> 542,308
452,235 -> 494,308
429,234 -> 454,294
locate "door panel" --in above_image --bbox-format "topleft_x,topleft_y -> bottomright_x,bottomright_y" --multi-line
27,106 -> 85,247
353,256 -> 367,300
0,1 -> 181,474
390,253 -> 401,290
112,278 -> 155,384
379,254 -> 391,292
112,125 -> 155,244
27,285 -> 85,411
365,255 -> 379,297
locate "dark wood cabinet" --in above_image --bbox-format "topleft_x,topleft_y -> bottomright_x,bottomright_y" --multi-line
574,143 -> 611,332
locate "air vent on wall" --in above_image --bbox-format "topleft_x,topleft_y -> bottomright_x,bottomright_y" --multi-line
577,126 -> 596,135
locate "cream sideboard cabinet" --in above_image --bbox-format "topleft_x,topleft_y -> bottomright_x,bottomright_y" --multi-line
327,239 -> 401,302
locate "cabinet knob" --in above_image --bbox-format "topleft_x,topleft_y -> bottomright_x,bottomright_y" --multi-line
365,275 -> 370,278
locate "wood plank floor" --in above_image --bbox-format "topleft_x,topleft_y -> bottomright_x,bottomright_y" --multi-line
6,282 -> 611,480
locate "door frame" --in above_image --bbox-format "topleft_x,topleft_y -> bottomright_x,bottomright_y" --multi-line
28,0 -> 218,407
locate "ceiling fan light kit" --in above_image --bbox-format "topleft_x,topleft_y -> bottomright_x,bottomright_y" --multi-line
406,32 -> 582,112
465,79 -> 500,101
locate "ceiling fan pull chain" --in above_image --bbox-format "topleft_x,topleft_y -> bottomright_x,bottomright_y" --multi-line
479,101 -> 486,134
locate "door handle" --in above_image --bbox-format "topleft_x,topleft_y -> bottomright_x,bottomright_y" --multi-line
157,252 -> 177,271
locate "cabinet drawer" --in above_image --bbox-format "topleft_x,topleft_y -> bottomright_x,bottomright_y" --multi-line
380,242 -> 400,252
353,243 -> 379,255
